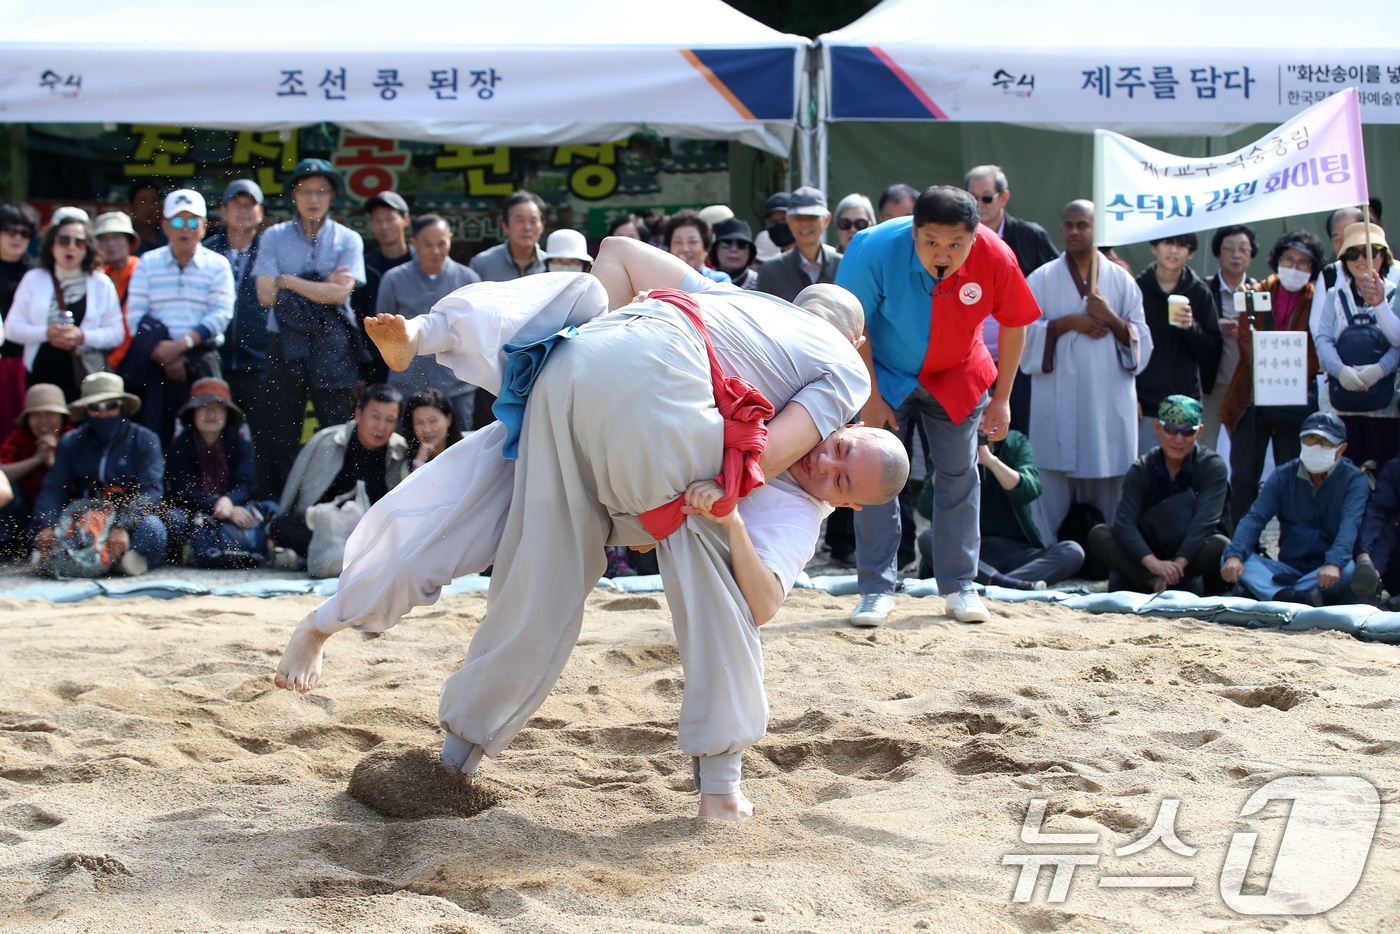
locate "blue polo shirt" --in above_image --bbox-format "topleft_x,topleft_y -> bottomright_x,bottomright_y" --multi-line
836,217 -> 1039,420
251,216 -> 365,332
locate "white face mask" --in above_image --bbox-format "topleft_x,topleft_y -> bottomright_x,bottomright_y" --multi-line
1299,444 -> 1338,474
1277,267 -> 1311,293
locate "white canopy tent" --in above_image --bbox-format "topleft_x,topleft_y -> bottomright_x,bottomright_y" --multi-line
818,0 -> 1400,195
0,0 -> 809,157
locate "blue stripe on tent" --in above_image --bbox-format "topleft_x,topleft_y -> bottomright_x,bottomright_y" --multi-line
688,48 -> 795,121
829,45 -> 937,120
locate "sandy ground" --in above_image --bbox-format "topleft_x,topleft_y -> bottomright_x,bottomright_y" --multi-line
2,584 -> 1399,934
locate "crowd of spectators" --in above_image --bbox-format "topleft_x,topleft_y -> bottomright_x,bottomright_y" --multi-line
2,164 -> 1399,614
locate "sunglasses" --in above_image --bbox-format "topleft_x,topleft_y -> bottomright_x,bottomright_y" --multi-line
977,194 -> 998,204
86,400 -> 122,414
1342,246 -> 1385,263
56,234 -> 88,248
1160,423 -> 1200,437
2,225 -> 34,238
168,216 -> 202,230
715,239 -> 750,250
836,218 -> 871,232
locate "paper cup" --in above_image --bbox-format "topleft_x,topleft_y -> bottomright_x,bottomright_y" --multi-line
1167,295 -> 1192,328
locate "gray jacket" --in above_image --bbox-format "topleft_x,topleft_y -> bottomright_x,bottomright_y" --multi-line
279,420 -> 406,517
755,244 -> 843,303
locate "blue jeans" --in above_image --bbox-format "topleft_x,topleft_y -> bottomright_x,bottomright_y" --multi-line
164,501 -> 276,566
855,386 -> 989,596
127,513 -> 168,567
1236,553 -> 1355,600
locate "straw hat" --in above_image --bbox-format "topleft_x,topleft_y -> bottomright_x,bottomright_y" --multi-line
16,383 -> 70,427
178,377 -> 243,424
69,372 -> 141,420
1339,222 -> 1389,257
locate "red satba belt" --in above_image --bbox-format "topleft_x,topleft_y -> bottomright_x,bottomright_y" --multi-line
636,289 -> 774,540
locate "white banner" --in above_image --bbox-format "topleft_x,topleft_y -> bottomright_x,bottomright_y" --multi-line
1092,88 -> 1370,246
1252,327 -> 1309,407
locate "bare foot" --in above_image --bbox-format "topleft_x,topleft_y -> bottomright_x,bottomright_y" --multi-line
274,613 -> 330,693
365,313 -> 420,372
698,790 -> 754,821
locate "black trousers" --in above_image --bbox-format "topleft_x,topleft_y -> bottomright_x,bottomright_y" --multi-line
1087,524 -> 1230,594
1229,405 -> 1306,523
262,333 -> 356,500
268,512 -> 314,557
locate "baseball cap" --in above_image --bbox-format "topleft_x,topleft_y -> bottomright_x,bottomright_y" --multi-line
763,192 -> 791,216
788,186 -> 829,216
1299,411 -> 1346,446
697,204 -> 735,227
50,206 -> 90,227
222,179 -> 264,206
164,189 -> 207,218
364,191 -> 409,215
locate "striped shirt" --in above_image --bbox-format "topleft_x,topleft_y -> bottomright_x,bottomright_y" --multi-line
125,244 -> 235,345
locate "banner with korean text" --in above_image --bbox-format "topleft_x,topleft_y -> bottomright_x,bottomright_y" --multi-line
1092,88 -> 1368,246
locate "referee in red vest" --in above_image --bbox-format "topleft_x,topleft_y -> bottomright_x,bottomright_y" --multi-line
837,186 -> 1041,625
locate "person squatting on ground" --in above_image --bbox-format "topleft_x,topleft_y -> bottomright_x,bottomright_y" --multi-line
274,238 -> 908,821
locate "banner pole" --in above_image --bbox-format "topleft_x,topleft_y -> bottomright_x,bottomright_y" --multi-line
1089,248 -> 1099,294
1364,203 -> 1374,279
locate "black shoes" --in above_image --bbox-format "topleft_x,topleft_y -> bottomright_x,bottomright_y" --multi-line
1274,586 -> 1324,607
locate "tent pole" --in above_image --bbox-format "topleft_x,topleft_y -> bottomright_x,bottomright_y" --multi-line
815,42 -> 829,198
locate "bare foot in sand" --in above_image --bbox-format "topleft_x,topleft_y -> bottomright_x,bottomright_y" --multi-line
274,613 -> 330,693
365,313 -> 420,372
698,791 -> 753,821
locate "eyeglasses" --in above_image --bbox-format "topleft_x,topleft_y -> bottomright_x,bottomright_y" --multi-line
977,195 -> 998,204
1,225 -> 34,238
168,217 -> 202,230
86,400 -> 122,414
715,239 -> 750,249
836,218 -> 871,232
1342,246 -> 1385,263
296,188 -> 334,199
1278,255 -> 1314,272
1160,423 -> 1200,437
56,234 -> 88,248
1301,435 -> 1339,448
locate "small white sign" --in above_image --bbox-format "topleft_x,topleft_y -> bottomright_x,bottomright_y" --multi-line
1252,329 -> 1308,406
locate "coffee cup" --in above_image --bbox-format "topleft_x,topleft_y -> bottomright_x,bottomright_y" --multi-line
1167,295 -> 1192,328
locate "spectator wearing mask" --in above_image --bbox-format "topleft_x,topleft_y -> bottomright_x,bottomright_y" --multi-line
1311,222 -> 1396,472
0,384 -> 71,552
832,193 -> 876,253
1221,412 -> 1374,606
752,192 -> 793,263
877,183 -> 919,222
1,203 -> 38,430
402,387 -> 461,472
269,383 -> 406,563
1219,230 -> 1325,522
1202,225 -> 1259,450
377,215 -> 482,430
94,212 -> 140,369
162,378 -> 273,567
708,218 -> 758,290
120,189 -> 235,447
469,191 -> 547,281
30,372 -> 166,576
1087,396 -> 1232,595
6,215 -> 124,402
919,427 -> 1084,589
756,187 -> 841,303
128,180 -> 167,256
542,228 -> 593,273
253,158 -> 367,496
204,180 -> 276,497
1134,233 -> 1220,455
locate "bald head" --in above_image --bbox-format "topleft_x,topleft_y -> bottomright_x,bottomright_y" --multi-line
1064,199 -> 1094,219
795,283 -> 865,343
1060,200 -> 1095,258
787,425 -> 909,506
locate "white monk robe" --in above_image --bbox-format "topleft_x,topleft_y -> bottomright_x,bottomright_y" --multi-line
1022,254 -> 1152,543
311,273 -> 866,793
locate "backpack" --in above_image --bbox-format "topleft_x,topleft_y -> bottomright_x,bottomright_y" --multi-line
1327,285 -> 1395,413
40,499 -> 120,579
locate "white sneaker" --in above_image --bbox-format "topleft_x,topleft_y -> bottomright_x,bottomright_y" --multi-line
850,593 -> 894,627
117,550 -> 148,577
945,582 -> 990,623
273,547 -> 304,571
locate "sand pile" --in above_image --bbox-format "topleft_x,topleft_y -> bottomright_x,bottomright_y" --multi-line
2,588 -> 1398,932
